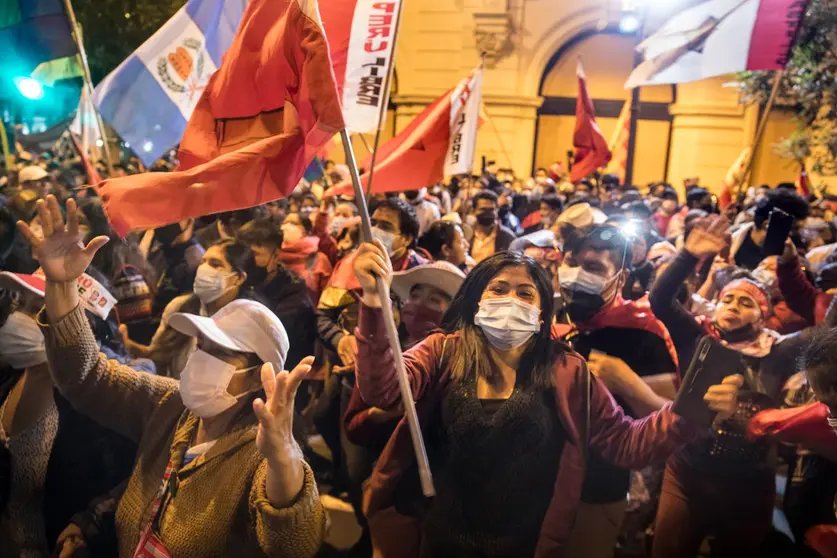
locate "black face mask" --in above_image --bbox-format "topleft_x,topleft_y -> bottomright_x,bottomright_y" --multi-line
248,265 -> 268,286
560,289 -> 606,323
716,322 -> 759,342
476,210 -> 497,227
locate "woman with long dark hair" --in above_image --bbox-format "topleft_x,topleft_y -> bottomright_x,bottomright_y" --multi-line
349,242 -> 743,557
121,238 -> 266,378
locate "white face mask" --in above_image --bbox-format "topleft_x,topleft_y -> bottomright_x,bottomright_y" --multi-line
0,312 -> 47,369
179,350 -> 257,418
558,265 -> 610,295
193,264 -> 235,304
329,216 -> 348,236
474,297 -> 541,350
372,227 -> 396,256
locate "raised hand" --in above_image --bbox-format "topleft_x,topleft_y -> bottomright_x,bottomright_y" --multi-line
684,215 -> 729,259
253,356 -> 314,469
353,239 -> 392,307
16,195 -> 109,283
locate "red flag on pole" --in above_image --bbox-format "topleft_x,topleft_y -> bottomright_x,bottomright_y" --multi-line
797,164 -> 811,197
97,0 -> 345,237
570,59 -> 611,183
325,69 -> 484,198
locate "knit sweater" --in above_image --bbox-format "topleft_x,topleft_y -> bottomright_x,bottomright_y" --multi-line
39,304 -> 326,558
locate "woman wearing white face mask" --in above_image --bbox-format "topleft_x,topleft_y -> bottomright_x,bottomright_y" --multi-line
0,303 -> 135,558
16,195 -> 326,557
349,243 -> 742,558
120,239 -> 257,378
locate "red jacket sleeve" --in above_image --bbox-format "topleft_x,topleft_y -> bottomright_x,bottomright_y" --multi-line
587,370 -> 696,469
778,257 -> 818,326
354,304 -> 445,411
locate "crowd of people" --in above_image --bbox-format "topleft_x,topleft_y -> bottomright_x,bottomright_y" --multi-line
2,152 -> 837,558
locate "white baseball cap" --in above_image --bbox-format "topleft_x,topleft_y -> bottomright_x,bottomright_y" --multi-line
18,165 -> 48,183
391,261 -> 466,302
168,299 -> 290,371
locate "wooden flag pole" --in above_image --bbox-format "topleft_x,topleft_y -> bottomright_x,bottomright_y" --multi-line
340,127 -> 436,497
735,70 -> 784,203
63,0 -> 114,177
363,0 -> 405,199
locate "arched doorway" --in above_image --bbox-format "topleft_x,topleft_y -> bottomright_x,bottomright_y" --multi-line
533,31 -> 676,185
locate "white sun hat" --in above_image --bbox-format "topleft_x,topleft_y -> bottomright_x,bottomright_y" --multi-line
168,298 -> 290,371
391,261 -> 466,302
555,202 -> 607,229
18,165 -> 48,183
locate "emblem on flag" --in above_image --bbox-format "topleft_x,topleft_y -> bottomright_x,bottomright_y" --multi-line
156,37 -> 207,102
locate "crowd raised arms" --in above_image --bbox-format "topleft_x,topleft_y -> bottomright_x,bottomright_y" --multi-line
3,159 -> 837,558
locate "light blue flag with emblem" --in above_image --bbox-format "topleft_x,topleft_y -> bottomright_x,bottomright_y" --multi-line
92,0 -> 248,166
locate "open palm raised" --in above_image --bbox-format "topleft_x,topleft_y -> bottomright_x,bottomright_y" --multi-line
16,195 -> 110,283
684,215 -> 729,259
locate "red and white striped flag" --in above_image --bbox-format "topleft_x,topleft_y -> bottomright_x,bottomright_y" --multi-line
604,98 -> 631,183
325,68 -> 485,197
97,0 -> 345,236
320,0 -> 402,134
625,0 -> 809,89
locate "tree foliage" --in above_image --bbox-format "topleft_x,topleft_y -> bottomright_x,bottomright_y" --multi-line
738,0 -> 837,175
73,0 -> 186,84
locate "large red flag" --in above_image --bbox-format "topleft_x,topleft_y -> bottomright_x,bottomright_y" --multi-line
325,69 -> 484,198
98,0 -> 345,237
570,60 -> 611,183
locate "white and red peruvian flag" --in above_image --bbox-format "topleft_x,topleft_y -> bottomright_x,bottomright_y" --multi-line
325,68 -> 486,197
97,0 -> 345,236
625,0 -> 809,89
320,0 -> 402,134
444,66 -> 484,176
604,98 -> 631,183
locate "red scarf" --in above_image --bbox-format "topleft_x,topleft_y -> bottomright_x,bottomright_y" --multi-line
279,236 -> 320,266
554,295 -> 680,379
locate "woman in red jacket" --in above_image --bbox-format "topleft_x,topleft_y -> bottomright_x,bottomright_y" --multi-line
349,241 -> 743,558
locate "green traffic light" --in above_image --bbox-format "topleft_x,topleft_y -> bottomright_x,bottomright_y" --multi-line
14,77 -> 44,100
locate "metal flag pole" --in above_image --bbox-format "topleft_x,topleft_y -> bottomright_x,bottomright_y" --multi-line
63,0 -> 114,176
363,0 -> 406,199
735,70 -> 784,203
340,127 -> 435,497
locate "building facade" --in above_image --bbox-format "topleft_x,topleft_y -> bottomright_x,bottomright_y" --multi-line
330,0 -> 809,194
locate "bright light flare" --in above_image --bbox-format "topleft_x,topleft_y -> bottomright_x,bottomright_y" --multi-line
619,14 -> 641,34
15,77 -> 44,100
